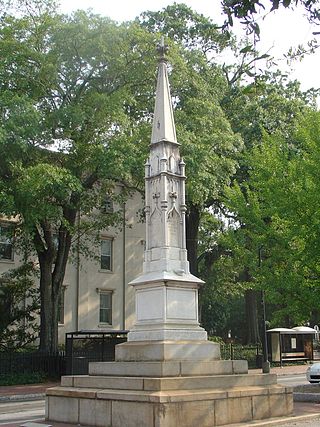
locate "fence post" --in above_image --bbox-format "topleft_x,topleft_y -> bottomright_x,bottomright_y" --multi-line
102,334 -> 105,361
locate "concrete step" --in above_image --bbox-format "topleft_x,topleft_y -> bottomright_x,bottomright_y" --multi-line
89,359 -> 248,377
61,372 -> 277,391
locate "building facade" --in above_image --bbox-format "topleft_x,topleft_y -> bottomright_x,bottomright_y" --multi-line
0,191 -> 145,344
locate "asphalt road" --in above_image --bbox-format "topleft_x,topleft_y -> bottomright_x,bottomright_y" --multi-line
0,399 -> 45,426
277,374 -> 309,387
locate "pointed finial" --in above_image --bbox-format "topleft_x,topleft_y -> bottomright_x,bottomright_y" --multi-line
157,36 -> 168,62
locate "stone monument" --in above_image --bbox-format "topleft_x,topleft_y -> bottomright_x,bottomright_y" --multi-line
46,39 -> 293,427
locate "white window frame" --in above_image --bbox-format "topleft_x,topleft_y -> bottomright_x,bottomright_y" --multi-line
100,238 -> 113,271
98,290 -> 113,325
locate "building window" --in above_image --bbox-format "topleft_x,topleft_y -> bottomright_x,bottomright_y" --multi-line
101,239 -> 112,271
0,224 -> 14,261
58,287 -> 65,324
102,196 -> 113,214
99,291 -> 112,324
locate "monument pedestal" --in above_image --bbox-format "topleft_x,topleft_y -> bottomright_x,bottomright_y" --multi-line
46,341 -> 293,426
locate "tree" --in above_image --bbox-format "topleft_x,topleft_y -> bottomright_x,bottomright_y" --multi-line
0,5 -> 158,354
194,68 -> 318,341
223,109 -> 320,328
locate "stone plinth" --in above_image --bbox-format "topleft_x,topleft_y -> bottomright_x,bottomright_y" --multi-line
46,361 -> 293,427
46,355 -> 293,426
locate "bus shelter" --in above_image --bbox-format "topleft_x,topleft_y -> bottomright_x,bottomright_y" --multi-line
267,326 -> 316,364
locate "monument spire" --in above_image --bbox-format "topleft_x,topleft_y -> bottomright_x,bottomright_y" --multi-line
128,37 -> 206,342
151,36 -> 177,145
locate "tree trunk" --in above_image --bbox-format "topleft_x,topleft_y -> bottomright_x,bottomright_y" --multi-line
37,210 -> 77,355
186,204 -> 201,276
38,254 -> 59,354
244,289 -> 260,344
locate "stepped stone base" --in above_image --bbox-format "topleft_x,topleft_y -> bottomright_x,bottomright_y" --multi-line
46,352 -> 293,426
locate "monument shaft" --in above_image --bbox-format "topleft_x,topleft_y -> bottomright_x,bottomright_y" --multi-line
127,40 -> 207,344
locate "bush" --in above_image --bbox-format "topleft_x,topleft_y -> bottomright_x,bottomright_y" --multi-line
208,336 -> 225,344
220,343 -> 260,368
0,371 -> 47,386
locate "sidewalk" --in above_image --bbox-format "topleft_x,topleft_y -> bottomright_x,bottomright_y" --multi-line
0,382 -> 59,402
251,363 -> 310,376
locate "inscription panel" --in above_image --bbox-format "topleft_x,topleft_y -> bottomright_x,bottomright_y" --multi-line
166,288 -> 197,320
136,288 -> 164,321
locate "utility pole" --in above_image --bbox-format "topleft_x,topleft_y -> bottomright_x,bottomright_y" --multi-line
259,246 -> 270,373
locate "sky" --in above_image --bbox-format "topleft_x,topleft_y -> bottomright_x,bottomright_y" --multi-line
58,0 -> 320,95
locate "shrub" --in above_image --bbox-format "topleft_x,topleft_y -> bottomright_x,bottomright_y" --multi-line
0,371 -> 47,386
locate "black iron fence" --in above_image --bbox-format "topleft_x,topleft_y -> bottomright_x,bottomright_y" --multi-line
0,351 -> 66,378
220,343 -> 261,368
0,341 -> 265,379
65,330 -> 128,375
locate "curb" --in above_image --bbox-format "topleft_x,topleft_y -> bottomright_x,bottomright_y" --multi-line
294,392 -> 320,403
0,393 -> 45,402
231,413 -> 320,426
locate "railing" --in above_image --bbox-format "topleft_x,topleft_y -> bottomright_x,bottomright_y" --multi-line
65,330 -> 128,375
220,343 -> 261,368
0,342 -> 268,378
0,331 -> 128,378
0,351 -> 66,378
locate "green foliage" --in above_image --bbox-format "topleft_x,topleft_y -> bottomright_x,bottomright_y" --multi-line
222,72 -> 318,151
223,110 -> 320,326
197,57 -> 318,339
220,343 -> 259,368
14,164 -> 82,227
139,3 -> 230,53
0,5 -> 158,354
208,335 -> 225,344
0,371 -> 47,386
0,263 -> 40,351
